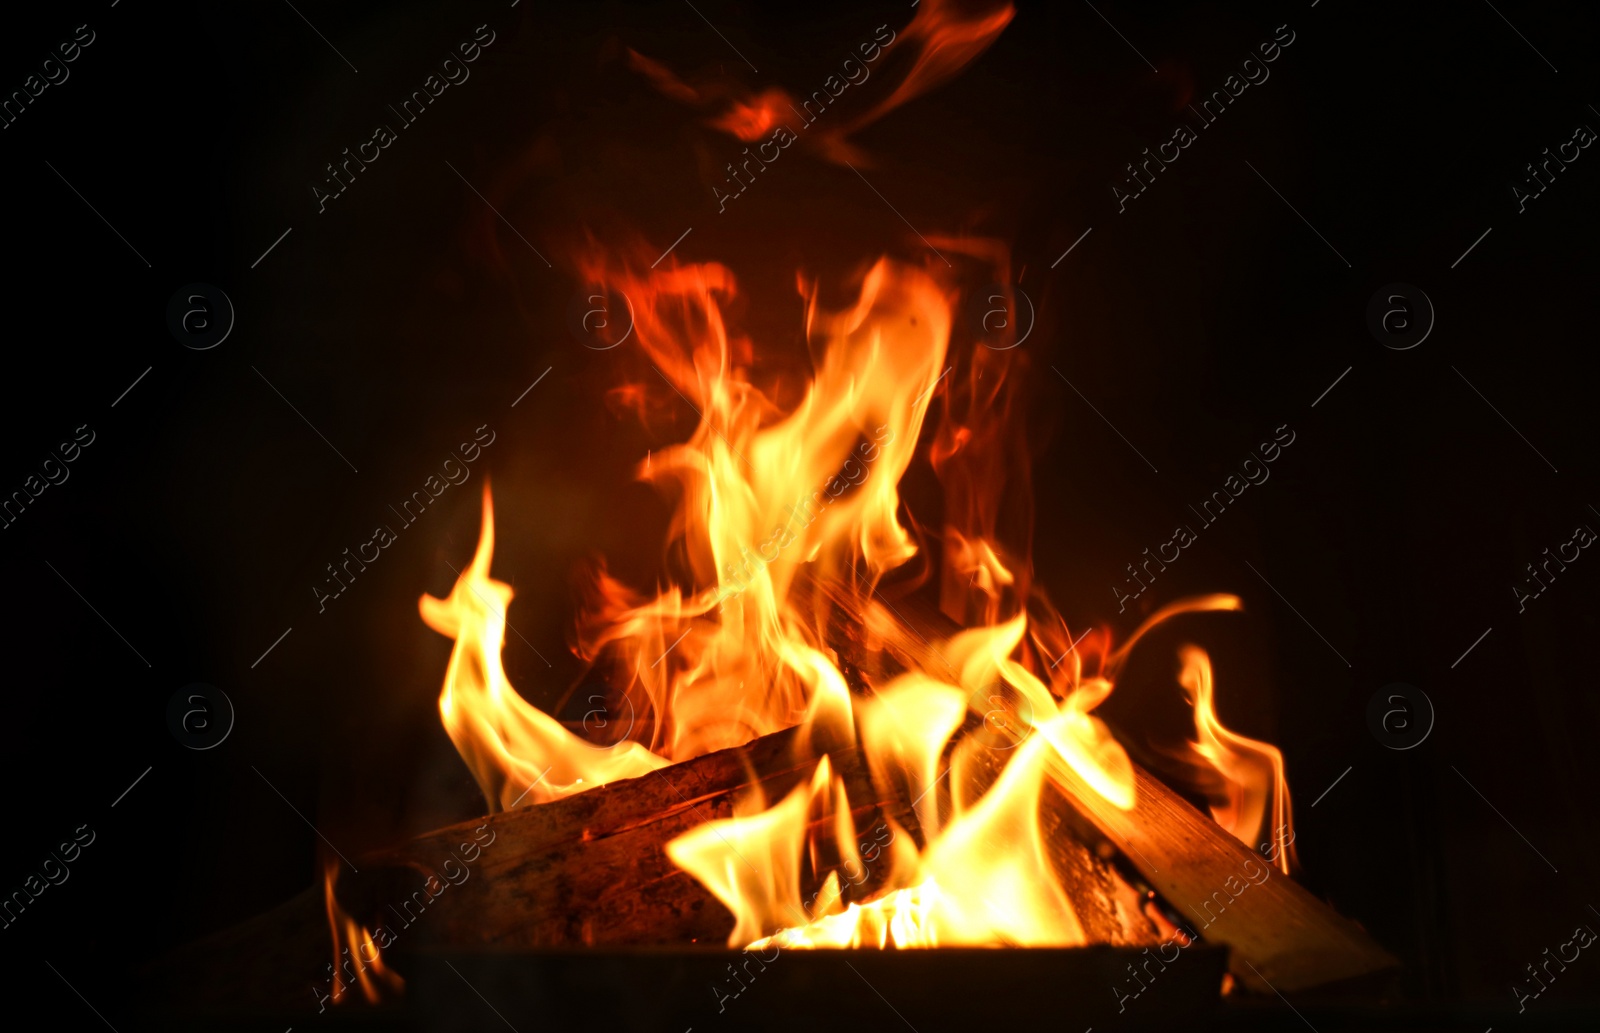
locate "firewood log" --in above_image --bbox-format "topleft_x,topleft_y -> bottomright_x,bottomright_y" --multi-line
362,724 -> 902,949
147,572 -> 1391,1016
147,697 -> 1151,1014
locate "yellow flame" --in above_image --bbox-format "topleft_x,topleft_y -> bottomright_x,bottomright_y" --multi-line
420,486 -> 667,812
420,236 -> 1298,949
321,859 -> 403,1005
563,257 -> 950,762
858,676 -> 967,840
716,731 -> 1095,949
665,757 -> 845,945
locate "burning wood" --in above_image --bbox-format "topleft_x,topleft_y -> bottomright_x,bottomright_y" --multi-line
807,573 -> 1394,988
345,233 -> 1391,990
358,712 -> 1153,952
155,119 -> 1396,1017
408,249 -> 1173,955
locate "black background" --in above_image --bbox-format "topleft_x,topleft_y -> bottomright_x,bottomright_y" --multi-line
0,0 -> 1596,1026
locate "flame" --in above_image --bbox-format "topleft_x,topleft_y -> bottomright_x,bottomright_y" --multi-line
418,238 -> 1305,949
1179,646 -> 1297,873
629,0 -> 1016,167
674,732 -> 1094,949
664,755 -> 848,945
565,255 -> 948,761
321,860 -> 402,1005
418,237 -> 1307,953
420,487 -> 668,811
675,615 -> 1129,949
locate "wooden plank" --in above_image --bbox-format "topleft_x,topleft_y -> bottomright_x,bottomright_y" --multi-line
1050,759 -> 1397,991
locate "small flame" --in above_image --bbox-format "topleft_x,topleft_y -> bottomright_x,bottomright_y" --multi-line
420,486 -> 668,812
665,756 -> 849,945
1180,646 -> 1297,873
749,879 -> 947,950
321,860 -> 402,1005
629,0 -> 1016,167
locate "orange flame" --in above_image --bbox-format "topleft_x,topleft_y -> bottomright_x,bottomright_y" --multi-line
674,610 -> 1133,949
422,225 -> 1299,945
565,255 -> 948,762
1179,646 -> 1297,873
321,860 -> 402,1005
629,0 -> 1016,167
420,487 -> 668,811
665,756 -> 851,945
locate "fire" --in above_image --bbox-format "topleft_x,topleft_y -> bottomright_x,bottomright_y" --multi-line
1180,646 -> 1297,873
629,0 -> 1016,168
565,255 -> 949,762
418,243 -> 1301,950
677,612 -> 1130,950
414,1 -> 1299,954
320,860 -> 402,1005
664,755 -> 857,947
420,487 -> 668,811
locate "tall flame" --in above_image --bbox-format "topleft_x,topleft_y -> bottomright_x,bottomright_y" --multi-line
569,256 -> 949,762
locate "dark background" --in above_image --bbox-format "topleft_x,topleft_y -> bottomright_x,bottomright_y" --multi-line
0,0 -> 1596,1026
